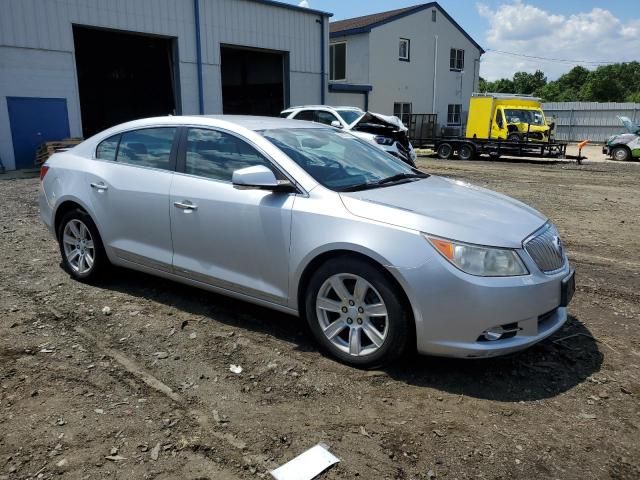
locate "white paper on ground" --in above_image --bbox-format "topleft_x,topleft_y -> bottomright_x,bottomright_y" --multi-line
270,443 -> 340,480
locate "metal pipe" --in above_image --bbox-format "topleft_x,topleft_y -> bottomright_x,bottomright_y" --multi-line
194,0 -> 204,114
431,35 -> 438,114
317,17 -> 326,104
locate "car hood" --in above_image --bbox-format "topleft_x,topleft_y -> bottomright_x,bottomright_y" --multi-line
350,112 -> 408,132
618,115 -> 640,135
340,176 -> 547,248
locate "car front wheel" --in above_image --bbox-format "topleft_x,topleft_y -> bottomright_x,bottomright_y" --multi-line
305,256 -> 411,368
58,209 -> 108,282
611,146 -> 630,161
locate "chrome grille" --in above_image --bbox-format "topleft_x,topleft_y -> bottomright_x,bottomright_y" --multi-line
524,224 -> 565,273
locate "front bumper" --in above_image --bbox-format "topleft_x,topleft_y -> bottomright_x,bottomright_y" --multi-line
602,145 -> 610,155
395,249 -> 572,358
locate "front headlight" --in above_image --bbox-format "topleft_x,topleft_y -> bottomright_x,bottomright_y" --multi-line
425,235 -> 529,277
374,136 -> 395,146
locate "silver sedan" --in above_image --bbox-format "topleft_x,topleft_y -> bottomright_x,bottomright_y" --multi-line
39,115 -> 575,367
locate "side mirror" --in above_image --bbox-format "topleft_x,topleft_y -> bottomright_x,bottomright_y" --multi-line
232,165 -> 296,193
330,120 -> 343,129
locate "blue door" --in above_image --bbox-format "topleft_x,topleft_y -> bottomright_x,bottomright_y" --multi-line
7,97 -> 71,169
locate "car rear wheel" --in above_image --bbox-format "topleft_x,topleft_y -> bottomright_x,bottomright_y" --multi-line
305,256 -> 411,368
58,209 -> 108,282
611,146 -> 630,161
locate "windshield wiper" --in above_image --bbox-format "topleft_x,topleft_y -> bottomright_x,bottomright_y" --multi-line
375,172 -> 429,185
339,181 -> 380,192
339,172 -> 428,192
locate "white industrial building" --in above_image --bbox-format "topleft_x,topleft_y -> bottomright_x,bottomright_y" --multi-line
0,0 -> 331,170
328,3 -> 484,135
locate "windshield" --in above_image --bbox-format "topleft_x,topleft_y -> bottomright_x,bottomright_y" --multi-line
335,109 -> 363,126
261,128 -> 422,191
504,109 -> 545,126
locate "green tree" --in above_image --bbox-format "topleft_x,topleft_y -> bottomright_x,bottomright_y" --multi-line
480,63 -> 640,102
535,66 -> 590,101
513,70 -> 547,94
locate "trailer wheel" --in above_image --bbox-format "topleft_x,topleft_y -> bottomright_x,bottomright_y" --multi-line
437,143 -> 453,159
507,132 -> 521,142
611,146 -> 630,161
457,143 -> 474,161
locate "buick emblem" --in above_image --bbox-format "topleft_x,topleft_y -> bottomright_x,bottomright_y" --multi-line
552,236 -> 563,256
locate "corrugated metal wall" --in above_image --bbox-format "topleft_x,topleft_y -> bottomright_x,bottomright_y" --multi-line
543,102 -> 640,143
0,0 -> 328,170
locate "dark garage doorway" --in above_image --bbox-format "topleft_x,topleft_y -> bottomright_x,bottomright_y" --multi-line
73,26 -> 178,138
221,45 -> 288,116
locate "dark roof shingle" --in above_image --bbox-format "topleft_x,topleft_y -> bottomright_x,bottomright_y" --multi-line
329,2 -> 484,54
330,4 -> 424,33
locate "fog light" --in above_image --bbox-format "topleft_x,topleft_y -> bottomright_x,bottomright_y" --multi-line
483,327 -> 504,341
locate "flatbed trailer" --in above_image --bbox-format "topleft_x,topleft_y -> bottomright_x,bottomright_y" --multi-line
431,137 -> 568,161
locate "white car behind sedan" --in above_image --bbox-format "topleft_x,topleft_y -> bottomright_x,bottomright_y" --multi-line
281,105 -> 417,167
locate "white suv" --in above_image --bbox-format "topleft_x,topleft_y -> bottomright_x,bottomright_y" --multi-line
281,105 -> 417,167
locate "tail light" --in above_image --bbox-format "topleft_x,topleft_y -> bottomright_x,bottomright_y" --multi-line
40,165 -> 50,181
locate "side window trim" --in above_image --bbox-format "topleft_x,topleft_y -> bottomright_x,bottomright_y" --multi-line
175,125 -> 302,193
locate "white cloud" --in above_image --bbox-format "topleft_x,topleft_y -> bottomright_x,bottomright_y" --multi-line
477,1 -> 640,80
298,0 -> 310,7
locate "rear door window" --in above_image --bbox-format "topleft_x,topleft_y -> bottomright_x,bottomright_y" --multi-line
116,127 -> 177,170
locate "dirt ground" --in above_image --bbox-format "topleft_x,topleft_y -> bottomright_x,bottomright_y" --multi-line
1,157 -> 639,480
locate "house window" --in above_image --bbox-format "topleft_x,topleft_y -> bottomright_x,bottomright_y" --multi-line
394,102 -> 412,126
432,9 -> 437,22
450,48 -> 464,71
447,104 -> 462,126
399,38 -> 410,62
330,42 -> 346,81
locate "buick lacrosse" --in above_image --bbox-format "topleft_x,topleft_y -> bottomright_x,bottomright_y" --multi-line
40,116 -> 574,367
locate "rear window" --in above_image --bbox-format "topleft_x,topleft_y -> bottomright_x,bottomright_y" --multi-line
96,135 -> 119,161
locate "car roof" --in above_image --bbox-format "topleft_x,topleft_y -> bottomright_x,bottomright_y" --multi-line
285,105 -> 364,112
202,115 -> 323,131
103,115 -> 326,132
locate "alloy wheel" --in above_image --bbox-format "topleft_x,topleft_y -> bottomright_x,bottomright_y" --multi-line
316,273 -> 389,356
62,219 -> 95,274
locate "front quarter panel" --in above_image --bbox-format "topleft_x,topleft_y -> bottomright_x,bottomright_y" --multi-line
288,190 -> 432,312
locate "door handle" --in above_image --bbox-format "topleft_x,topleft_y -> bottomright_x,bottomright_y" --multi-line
174,201 -> 198,211
90,182 -> 108,191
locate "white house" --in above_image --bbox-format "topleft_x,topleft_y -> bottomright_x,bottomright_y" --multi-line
328,2 -> 484,135
0,0 -> 331,170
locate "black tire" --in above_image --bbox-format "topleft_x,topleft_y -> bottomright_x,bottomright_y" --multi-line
611,146 -> 630,161
507,132 -> 521,142
57,209 -> 109,282
437,143 -> 453,159
304,256 -> 412,368
457,143 -> 474,160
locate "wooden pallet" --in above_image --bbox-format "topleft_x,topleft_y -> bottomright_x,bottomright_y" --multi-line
35,138 -> 83,165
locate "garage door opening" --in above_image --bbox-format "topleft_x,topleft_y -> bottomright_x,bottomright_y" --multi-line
73,26 -> 179,138
221,45 -> 288,116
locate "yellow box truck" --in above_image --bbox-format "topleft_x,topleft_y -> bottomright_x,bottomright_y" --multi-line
465,93 -> 553,142
431,93 -> 568,161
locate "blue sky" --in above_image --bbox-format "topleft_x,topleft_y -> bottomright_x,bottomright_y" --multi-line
285,1 -> 640,80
